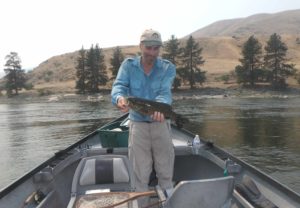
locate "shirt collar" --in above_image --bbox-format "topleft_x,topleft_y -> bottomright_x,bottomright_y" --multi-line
134,56 -> 162,68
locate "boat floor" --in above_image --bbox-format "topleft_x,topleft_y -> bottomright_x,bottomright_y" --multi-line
1,117 -> 300,208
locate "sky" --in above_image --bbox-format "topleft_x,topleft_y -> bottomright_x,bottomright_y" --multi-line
1,0 -> 300,76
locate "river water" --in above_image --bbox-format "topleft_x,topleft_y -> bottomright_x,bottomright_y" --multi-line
0,95 -> 300,194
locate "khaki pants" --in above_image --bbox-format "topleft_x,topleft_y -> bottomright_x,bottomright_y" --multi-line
129,120 -> 174,207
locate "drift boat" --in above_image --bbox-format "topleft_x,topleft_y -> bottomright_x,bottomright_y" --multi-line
0,113 -> 300,208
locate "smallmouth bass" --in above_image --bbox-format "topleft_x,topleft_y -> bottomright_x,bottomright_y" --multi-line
126,96 -> 189,128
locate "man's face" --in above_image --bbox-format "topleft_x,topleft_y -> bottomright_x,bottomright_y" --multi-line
140,44 -> 160,64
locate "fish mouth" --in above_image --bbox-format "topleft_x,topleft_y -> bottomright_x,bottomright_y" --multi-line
124,97 -> 130,105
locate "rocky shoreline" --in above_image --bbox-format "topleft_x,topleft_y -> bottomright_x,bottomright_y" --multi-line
172,86 -> 300,100
1,86 -> 300,104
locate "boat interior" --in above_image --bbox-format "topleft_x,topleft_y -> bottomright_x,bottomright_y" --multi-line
1,117 -> 300,208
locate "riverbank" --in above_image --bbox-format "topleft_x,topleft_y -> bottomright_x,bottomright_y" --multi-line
173,85 -> 300,100
1,85 -> 300,104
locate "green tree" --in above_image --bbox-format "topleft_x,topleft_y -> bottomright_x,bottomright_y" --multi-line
162,35 -> 181,65
95,44 -> 108,86
162,35 -> 182,90
179,36 -> 206,89
110,46 -> 124,80
75,47 -> 87,93
86,45 -> 97,92
264,33 -> 296,88
235,35 -> 263,86
86,44 -> 107,93
3,52 -> 26,96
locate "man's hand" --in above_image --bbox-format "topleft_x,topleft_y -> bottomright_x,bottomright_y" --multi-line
117,96 -> 129,113
151,111 -> 165,122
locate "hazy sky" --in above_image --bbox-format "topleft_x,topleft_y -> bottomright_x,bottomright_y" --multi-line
1,0 -> 300,73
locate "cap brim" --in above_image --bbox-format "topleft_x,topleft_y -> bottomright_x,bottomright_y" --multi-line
142,41 -> 162,46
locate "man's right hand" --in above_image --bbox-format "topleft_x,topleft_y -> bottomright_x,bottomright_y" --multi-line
117,96 -> 129,113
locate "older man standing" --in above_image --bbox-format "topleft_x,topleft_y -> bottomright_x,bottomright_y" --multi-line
111,29 -> 176,207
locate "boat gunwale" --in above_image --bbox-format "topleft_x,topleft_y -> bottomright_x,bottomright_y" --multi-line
0,114 -> 128,199
1,113 -> 300,206
206,140 -> 300,203
171,122 -> 300,204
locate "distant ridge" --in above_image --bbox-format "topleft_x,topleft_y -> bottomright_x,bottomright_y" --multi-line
23,9 -> 300,87
188,9 -> 300,38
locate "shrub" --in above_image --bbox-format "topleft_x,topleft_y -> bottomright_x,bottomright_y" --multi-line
37,89 -> 53,96
220,74 -> 230,84
24,82 -> 34,90
296,73 -> 300,85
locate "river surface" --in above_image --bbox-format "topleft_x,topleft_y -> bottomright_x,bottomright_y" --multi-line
0,96 -> 300,194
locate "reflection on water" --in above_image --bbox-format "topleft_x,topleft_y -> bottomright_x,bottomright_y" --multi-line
0,97 -> 300,194
174,98 -> 300,193
0,100 -> 120,189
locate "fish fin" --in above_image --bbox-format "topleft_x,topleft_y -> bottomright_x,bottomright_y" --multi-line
175,114 -> 189,128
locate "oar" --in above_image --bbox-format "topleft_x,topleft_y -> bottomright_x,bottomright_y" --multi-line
75,190 -> 157,208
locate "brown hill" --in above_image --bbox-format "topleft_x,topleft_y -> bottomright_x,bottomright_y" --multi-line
27,9 -> 300,92
28,46 -> 139,85
189,9 -> 300,37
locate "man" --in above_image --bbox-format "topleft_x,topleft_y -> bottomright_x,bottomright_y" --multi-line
111,29 -> 176,206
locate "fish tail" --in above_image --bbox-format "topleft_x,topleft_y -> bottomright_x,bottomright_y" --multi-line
174,114 -> 189,128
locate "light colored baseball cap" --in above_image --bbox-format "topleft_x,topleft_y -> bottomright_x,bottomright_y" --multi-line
140,29 -> 162,46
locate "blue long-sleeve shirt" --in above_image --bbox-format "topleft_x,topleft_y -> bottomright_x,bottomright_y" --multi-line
111,56 -> 176,122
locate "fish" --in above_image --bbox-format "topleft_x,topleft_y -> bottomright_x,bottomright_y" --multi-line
126,96 -> 189,128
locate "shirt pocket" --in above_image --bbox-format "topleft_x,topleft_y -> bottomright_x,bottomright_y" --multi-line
130,80 -> 142,97
150,79 -> 162,95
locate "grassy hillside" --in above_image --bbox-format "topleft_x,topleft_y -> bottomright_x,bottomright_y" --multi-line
24,34 -> 300,93
189,9 -> 300,37
200,35 -> 300,73
23,9 -> 300,93
27,46 -> 139,84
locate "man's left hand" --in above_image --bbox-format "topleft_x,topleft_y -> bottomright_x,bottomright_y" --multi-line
151,111 -> 165,122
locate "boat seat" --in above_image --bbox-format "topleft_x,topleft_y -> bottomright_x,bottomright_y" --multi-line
67,154 -> 136,208
163,176 -> 234,208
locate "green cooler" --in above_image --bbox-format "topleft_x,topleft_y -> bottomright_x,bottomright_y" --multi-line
97,121 -> 129,147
